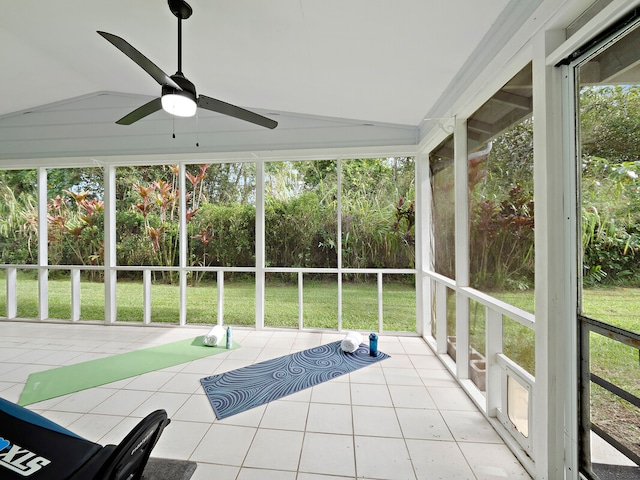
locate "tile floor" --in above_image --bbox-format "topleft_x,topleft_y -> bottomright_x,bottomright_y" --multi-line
0,321 -> 531,480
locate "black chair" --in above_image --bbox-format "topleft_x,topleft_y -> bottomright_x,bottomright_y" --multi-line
0,396 -> 170,480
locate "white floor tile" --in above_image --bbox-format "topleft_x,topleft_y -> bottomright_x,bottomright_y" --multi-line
396,408 -> 454,441
350,383 -> 393,407
352,405 -> 402,437
190,423 -> 256,465
299,432 -> 356,478
416,368 -> 459,387
0,322 -> 532,480
401,343 -> 435,355
311,379 -> 352,404
349,365 -> 386,384
354,436 -> 416,480
388,385 -> 437,409
377,341 -> 406,355
130,391 -> 190,418
90,389 -> 154,416
30,409 -> 82,429
155,420 -> 211,460
406,439 -> 476,479
189,463 -> 239,480
411,355 -> 447,370
440,410 -> 504,444
297,474 -> 356,480
306,403 -> 353,435
237,467 -> 297,480
172,394 -> 218,423
281,386 -> 313,402
427,386 -> 479,411
124,370 -> 177,391
381,355 -> 415,369
243,429 -> 304,471
383,367 -> 425,386
158,372 -> 203,394
67,413 -> 125,440
180,357 -> 226,375
260,400 -> 309,431
50,387 -> 116,413
98,416 -> 143,445
459,442 -> 532,479
217,403 -> 266,427
0,383 -> 28,403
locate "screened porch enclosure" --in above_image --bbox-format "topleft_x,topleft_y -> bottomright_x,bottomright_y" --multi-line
0,157 -> 417,333
5,2 -> 640,479
0,135 -> 540,476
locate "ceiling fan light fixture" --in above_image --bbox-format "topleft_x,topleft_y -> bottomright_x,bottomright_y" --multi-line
161,90 -> 197,117
99,0 -> 277,128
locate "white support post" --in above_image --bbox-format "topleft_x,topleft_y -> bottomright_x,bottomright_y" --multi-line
179,272 -> 187,323
71,268 -> 81,321
337,274 -> 343,331
486,306 -> 503,416
532,29 -> 567,480
298,271 -> 304,330
454,116 -> 470,379
436,281 -> 447,354
217,271 -> 224,325
337,158 -> 343,331
179,163 -> 187,326
455,294 -> 470,379
37,167 -> 48,320
415,152 -> 430,337
103,165 -> 117,323
143,269 -> 151,324
37,271 -> 49,321
6,267 -> 17,319
255,159 -> 265,330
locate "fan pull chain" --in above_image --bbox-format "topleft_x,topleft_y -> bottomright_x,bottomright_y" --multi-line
195,113 -> 199,147
172,115 -> 176,139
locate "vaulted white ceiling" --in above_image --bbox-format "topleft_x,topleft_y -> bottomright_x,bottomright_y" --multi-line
0,0 -> 548,162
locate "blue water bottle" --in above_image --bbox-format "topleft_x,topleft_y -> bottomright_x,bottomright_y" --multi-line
369,333 -> 378,357
226,326 -> 233,349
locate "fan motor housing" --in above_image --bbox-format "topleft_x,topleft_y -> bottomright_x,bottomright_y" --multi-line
163,74 -> 196,100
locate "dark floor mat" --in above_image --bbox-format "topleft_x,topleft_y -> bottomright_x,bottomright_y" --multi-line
592,463 -> 640,480
143,457 -> 197,480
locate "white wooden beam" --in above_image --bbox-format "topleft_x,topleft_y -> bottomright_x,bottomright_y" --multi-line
37,167 -> 48,320
454,117 -> 470,379
533,28 -> 568,480
104,165 -> 117,323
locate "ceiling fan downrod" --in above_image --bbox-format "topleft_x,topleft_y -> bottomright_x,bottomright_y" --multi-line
168,0 -> 192,75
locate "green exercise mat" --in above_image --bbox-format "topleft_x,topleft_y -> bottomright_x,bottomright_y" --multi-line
18,336 -> 239,406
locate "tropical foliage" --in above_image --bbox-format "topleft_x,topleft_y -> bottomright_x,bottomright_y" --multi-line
460,85 -> 640,291
467,118 -> 536,291
580,86 -> 640,286
0,158 -> 415,285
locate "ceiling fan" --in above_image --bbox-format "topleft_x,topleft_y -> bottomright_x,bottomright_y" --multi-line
97,0 -> 277,129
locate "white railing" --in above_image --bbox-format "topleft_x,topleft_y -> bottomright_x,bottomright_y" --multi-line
0,264 -> 416,332
425,270 -> 536,472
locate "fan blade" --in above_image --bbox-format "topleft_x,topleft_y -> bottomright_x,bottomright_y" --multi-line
198,95 -> 278,129
97,31 -> 181,90
116,98 -> 163,125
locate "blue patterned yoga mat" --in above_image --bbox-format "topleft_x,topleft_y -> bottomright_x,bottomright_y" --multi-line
200,340 -> 389,419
